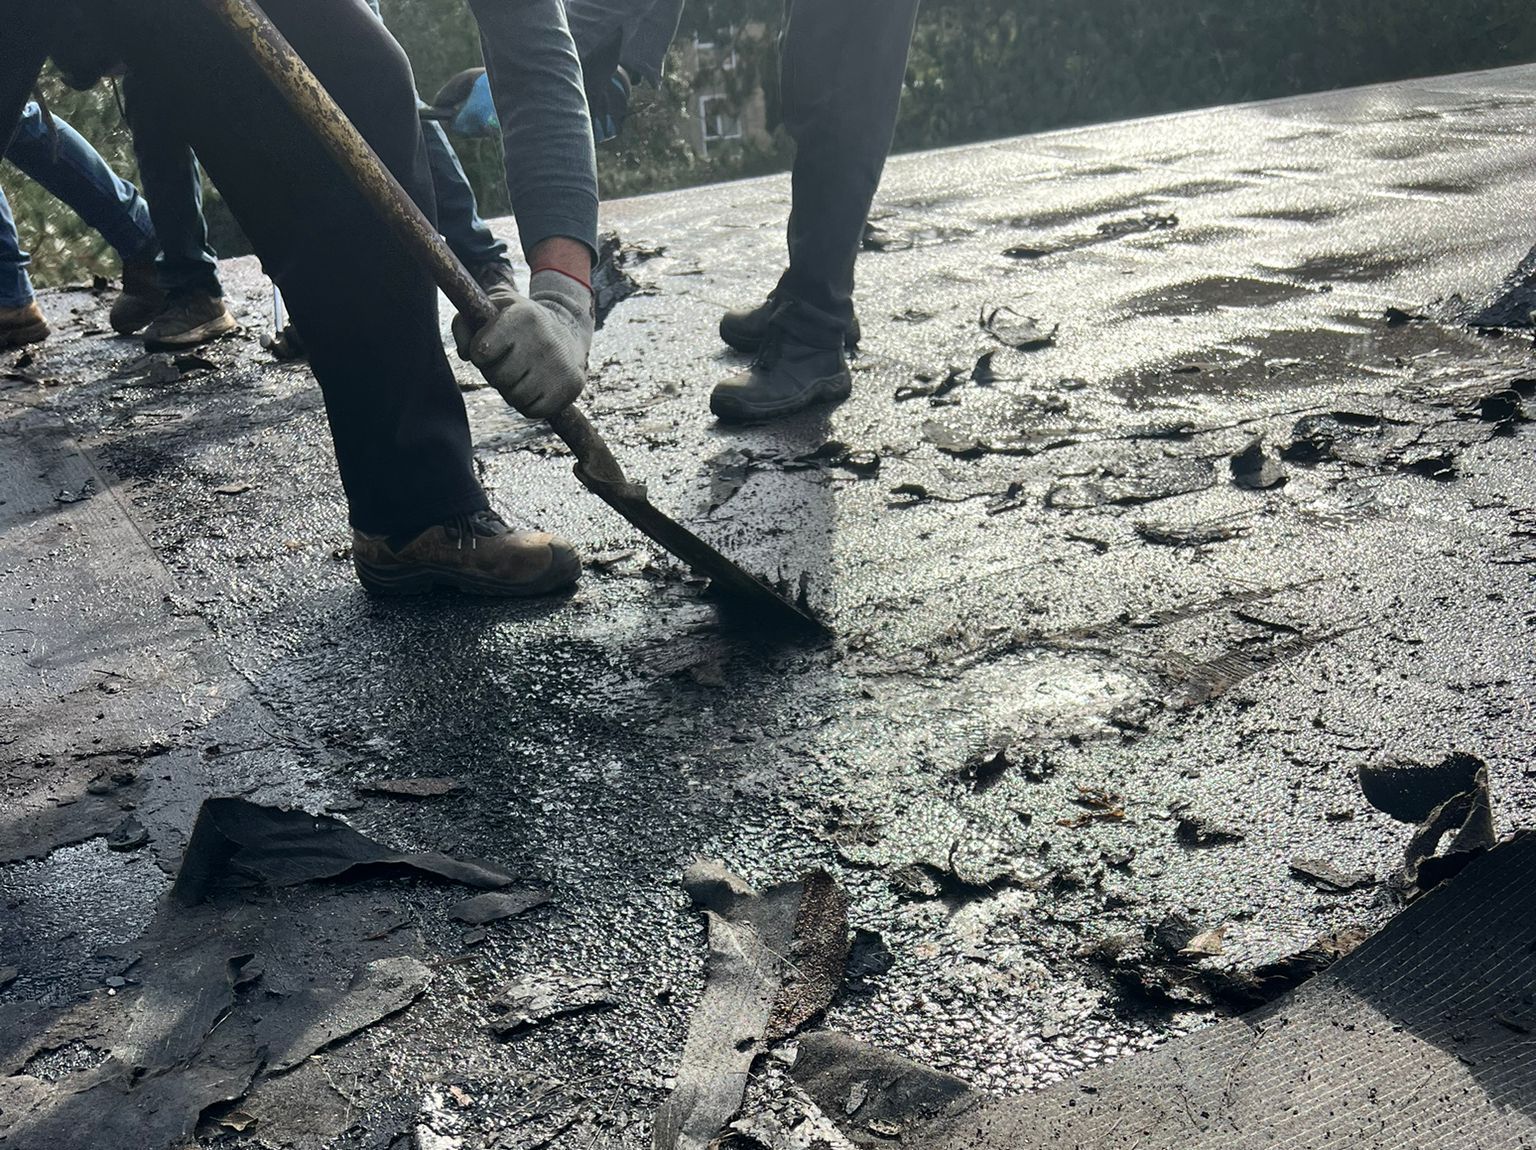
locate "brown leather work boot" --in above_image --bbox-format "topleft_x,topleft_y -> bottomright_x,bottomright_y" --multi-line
143,293 -> 237,350
351,508 -> 581,597
110,260 -> 168,335
0,300 -> 49,348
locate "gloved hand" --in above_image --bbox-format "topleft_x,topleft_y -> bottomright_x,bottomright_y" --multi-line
454,270 -> 593,420
422,68 -> 500,139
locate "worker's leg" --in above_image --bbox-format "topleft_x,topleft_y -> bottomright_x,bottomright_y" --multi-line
121,81 -> 222,300
4,102 -> 158,266
0,182 -> 47,345
772,0 -> 921,349
105,0 -> 485,537
711,0 -> 918,421
0,6 -> 51,151
0,183 -> 34,307
359,0 -> 509,277
421,117 -> 509,274
618,0 -> 686,86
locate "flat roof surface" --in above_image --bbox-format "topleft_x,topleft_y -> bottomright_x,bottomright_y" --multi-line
3,66 -> 1534,1149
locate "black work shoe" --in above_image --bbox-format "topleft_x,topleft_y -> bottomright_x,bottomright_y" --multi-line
109,260 -> 167,335
720,298 -> 860,354
352,508 -> 581,597
143,293 -> 237,350
710,328 -> 852,424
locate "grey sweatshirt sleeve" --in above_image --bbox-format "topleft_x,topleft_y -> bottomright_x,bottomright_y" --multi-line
468,0 -> 599,259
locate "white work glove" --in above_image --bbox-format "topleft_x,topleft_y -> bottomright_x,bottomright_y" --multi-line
454,268 -> 593,419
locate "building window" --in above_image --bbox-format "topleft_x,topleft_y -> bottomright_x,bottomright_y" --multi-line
699,94 -> 743,157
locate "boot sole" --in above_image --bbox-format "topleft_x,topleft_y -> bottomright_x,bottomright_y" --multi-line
143,312 -> 238,351
710,373 -> 853,425
353,548 -> 582,598
1,321 -> 49,348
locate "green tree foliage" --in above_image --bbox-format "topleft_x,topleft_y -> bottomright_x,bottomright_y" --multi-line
7,0 -> 1535,286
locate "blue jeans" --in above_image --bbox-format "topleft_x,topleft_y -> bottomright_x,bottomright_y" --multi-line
0,185 -> 29,308
422,114 -> 507,269
1,102 -> 159,307
365,0 -> 507,269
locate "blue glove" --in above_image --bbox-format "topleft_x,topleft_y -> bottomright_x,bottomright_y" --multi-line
451,71 -> 500,139
423,68 -> 500,138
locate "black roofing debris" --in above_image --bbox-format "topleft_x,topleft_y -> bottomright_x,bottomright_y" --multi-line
0,758 -> 149,866
1134,516 -> 1247,548
843,928 -> 896,988
265,955 -> 433,1073
1279,410 -> 1391,464
1230,436 -> 1289,489
450,887 -> 552,925
104,814 -> 150,853
172,796 -> 513,904
1288,855 -> 1376,892
1165,627 -> 1343,709
979,304 -> 1059,350
949,744 -> 1014,795
1172,811 -> 1245,846
796,833 -> 1536,1150
1470,241 -> 1536,329
862,215 -> 974,253
862,221 -> 914,252
793,1031 -> 977,1147
1046,459 -> 1217,510
921,418 -> 1075,460
0,797 -> 524,1150
358,775 -> 464,798
1360,751 -> 1497,894
896,353 -> 1001,403
592,230 -> 643,329
708,441 -> 882,511
651,862 -> 850,1150
1003,212 -> 1179,261
1088,912 -> 1366,1012
486,972 -> 617,1038
1384,305 -> 1428,326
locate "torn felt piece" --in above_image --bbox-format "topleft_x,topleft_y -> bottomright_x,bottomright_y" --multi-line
651,861 -> 850,1150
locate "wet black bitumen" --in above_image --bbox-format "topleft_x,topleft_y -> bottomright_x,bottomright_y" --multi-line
3,66 -> 1536,1149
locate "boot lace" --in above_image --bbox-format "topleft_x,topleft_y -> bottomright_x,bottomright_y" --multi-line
444,508 -> 511,550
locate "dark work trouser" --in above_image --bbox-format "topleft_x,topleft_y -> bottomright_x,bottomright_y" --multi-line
123,77 -> 223,299
101,0 -> 487,537
564,0 -> 686,87
774,0 -> 922,350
